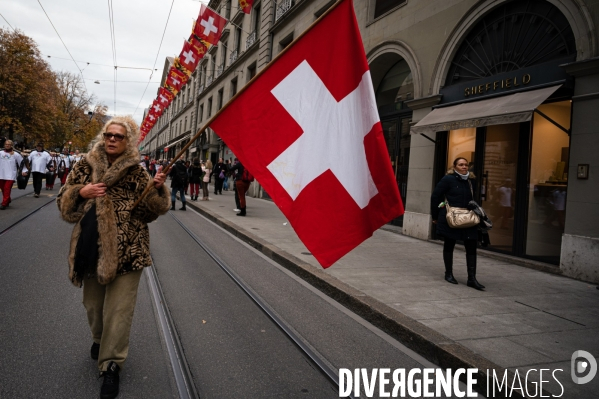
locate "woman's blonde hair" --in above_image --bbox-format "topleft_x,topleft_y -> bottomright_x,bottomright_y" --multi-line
89,115 -> 139,153
205,160 -> 213,169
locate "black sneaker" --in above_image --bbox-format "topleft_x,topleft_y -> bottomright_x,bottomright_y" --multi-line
100,361 -> 120,399
91,342 -> 100,360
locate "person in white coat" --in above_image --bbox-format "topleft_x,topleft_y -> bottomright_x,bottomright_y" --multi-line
0,140 -> 24,209
28,142 -> 53,197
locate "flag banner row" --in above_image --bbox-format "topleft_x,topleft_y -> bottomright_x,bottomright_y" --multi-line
138,4 -> 228,143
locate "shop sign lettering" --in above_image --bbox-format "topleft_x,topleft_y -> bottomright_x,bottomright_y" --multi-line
464,74 -> 531,97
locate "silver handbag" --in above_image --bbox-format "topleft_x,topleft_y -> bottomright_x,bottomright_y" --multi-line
445,180 -> 480,229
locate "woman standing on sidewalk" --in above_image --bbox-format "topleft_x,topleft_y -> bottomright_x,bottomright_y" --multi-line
201,160 -> 212,200
430,157 -> 485,290
189,159 -> 203,201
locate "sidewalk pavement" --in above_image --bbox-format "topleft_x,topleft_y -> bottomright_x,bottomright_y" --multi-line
183,189 -> 599,398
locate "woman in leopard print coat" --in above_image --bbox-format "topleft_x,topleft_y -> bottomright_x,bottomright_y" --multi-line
56,116 -> 171,399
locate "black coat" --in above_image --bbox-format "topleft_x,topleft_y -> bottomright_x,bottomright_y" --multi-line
189,164 -> 204,184
212,162 -> 227,180
169,162 -> 188,188
431,172 -> 478,241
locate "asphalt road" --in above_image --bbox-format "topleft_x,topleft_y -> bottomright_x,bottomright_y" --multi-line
0,191 -> 452,398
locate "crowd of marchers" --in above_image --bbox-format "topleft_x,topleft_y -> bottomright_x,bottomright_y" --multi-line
0,137 -> 83,209
139,155 -> 254,216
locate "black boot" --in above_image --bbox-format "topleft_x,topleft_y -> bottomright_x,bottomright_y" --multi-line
180,202 -> 186,211
171,201 -> 176,210
466,255 -> 485,290
236,207 -> 246,216
91,342 -> 100,360
443,251 -> 458,284
100,361 -> 120,399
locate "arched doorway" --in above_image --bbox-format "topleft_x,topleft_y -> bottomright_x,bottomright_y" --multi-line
371,56 -> 414,226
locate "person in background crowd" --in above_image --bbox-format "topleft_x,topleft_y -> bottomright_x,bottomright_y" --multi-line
202,160 -> 212,201
223,159 -> 230,191
59,149 -> 74,186
431,157 -> 484,291
169,159 -> 188,211
29,142 -> 53,198
229,159 -> 250,217
189,159 -> 203,201
231,158 -> 241,211
0,140 -> 24,210
57,115 -> 170,399
45,151 -> 59,190
212,157 -> 226,195
149,159 -> 156,177
184,160 -> 191,195
73,150 -> 82,164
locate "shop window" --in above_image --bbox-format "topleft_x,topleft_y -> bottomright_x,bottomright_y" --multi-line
374,0 -> 406,19
375,59 -> 413,116
526,100 -> 571,262
447,128 -> 476,172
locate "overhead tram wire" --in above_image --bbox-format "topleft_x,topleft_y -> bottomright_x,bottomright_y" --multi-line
37,0 -> 88,92
133,0 -> 175,118
0,13 -> 16,31
108,0 -> 118,114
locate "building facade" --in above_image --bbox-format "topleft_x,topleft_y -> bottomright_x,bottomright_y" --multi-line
140,0 -> 599,282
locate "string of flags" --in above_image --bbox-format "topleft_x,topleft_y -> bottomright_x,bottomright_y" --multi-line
138,0 -> 253,144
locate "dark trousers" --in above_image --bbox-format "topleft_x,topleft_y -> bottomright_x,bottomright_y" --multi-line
235,180 -> 250,208
214,178 -> 224,194
443,238 -> 477,256
32,172 -> 44,194
233,183 -> 240,209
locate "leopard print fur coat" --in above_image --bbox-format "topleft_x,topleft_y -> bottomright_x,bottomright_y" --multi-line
57,142 -> 171,286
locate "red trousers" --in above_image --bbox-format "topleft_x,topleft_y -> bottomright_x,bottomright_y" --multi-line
190,183 -> 200,197
235,180 -> 250,208
60,168 -> 69,184
0,179 -> 14,207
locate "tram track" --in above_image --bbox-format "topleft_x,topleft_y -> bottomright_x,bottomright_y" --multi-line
148,211 -> 349,398
0,197 -> 56,237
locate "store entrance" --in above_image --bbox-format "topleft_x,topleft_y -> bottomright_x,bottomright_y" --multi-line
442,100 -> 571,264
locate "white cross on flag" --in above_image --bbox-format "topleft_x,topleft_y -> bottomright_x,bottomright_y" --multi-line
178,39 -> 204,74
210,0 -> 403,267
193,4 -> 227,46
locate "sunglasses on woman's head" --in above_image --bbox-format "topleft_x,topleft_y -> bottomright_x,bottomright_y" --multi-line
103,133 -> 125,142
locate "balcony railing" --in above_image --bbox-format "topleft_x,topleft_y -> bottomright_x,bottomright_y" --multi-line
246,31 -> 257,49
206,75 -> 213,86
275,0 -> 294,21
216,64 -> 224,77
229,49 -> 238,64
197,84 -> 204,95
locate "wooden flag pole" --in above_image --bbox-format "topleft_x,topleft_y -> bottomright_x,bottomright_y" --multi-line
131,0 -> 346,210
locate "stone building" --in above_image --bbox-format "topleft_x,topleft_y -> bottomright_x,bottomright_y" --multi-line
140,0 -> 599,282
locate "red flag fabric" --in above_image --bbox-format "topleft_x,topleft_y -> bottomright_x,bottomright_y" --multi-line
193,4 -> 227,46
166,67 -> 188,94
189,34 -> 209,55
210,0 -> 403,267
158,87 -> 175,108
239,0 -> 253,14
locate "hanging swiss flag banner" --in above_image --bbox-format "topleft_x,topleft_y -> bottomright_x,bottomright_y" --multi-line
239,0 -> 253,14
150,100 -> 165,117
158,87 -> 174,108
210,0 -> 403,267
193,4 -> 227,46
166,67 -> 188,94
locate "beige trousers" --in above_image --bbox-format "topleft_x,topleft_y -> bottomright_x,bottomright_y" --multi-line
82,269 -> 143,371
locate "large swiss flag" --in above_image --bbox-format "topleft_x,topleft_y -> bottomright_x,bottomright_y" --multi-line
210,0 -> 403,267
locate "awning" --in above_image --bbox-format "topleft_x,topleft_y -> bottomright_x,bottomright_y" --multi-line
165,134 -> 191,149
411,85 -> 561,135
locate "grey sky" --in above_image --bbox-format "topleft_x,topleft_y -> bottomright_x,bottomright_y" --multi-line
1,0 -> 204,124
